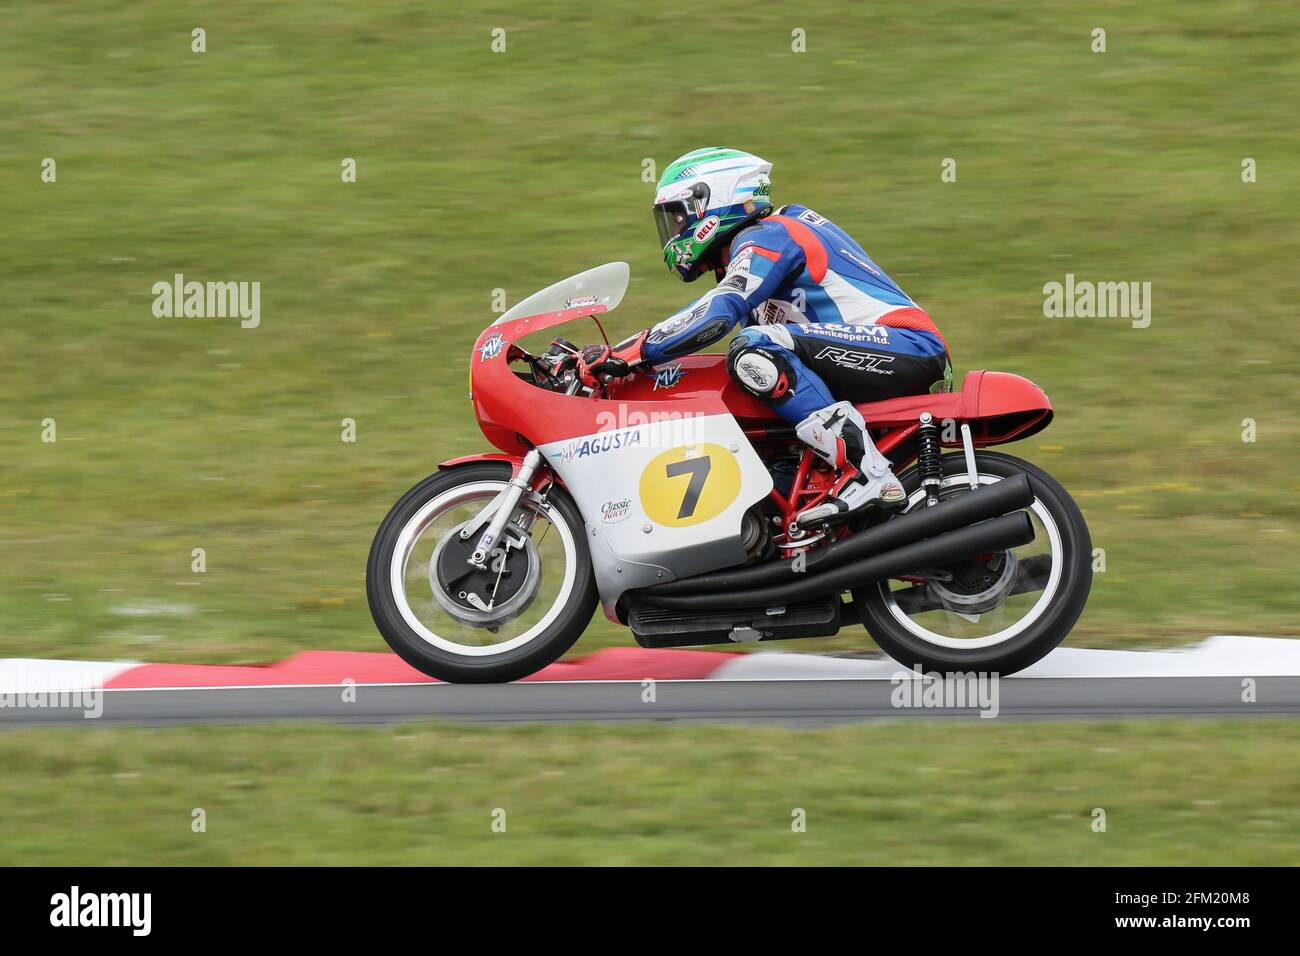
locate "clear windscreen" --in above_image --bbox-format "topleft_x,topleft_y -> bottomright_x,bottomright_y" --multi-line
495,262 -> 630,325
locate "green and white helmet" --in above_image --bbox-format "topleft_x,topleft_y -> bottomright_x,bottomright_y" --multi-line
653,147 -> 773,281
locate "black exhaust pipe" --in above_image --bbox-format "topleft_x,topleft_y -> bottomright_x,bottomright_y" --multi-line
633,511 -> 1035,612
646,472 -> 1034,597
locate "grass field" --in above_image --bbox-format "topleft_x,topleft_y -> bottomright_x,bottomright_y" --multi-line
2,0 -> 1298,667
1,719 -> 1296,865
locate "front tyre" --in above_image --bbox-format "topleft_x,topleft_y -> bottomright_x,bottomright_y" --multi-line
855,451 -> 1092,675
367,462 -> 597,683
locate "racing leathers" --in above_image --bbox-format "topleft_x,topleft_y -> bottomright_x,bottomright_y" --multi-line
642,204 -> 952,513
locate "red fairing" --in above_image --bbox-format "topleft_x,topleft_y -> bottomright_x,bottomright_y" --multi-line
843,369 -> 1053,445
469,306 -> 1052,452
469,307 -> 743,455
438,452 -> 525,471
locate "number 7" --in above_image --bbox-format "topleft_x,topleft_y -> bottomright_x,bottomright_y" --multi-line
665,456 -> 711,519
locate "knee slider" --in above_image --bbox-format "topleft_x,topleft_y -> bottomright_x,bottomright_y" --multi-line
727,332 -> 796,402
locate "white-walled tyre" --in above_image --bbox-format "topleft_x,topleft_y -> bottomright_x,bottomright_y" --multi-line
367,463 -> 597,683
855,451 -> 1092,675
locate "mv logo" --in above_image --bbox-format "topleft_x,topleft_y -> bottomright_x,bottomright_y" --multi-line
814,346 -> 896,375
652,363 -> 687,390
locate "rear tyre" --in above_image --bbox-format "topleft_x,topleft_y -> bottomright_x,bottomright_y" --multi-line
855,451 -> 1091,675
367,463 -> 598,683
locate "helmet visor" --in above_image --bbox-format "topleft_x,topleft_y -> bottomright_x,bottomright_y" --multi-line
653,183 -> 711,248
653,200 -> 692,248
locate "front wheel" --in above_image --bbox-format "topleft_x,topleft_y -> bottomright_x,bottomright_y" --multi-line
367,462 -> 597,683
855,451 -> 1092,675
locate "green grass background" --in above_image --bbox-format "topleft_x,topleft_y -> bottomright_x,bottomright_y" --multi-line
2,0 -> 1297,665
2,2 -> 1298,869
1,719 -> 1296,865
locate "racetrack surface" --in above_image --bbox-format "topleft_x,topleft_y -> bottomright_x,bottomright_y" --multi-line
2,637 -> 1295,727
5,681 -> 1294,733
4,676 -> 1298,728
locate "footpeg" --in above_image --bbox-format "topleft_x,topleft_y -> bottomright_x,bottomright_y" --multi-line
790,500 -> 845,532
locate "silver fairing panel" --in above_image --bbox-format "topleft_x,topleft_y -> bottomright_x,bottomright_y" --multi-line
538,412 -> 773,608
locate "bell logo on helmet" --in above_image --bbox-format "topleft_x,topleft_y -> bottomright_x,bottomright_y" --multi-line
693,216 -> 720,244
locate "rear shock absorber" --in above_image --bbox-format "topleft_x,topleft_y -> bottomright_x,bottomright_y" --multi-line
917,412 -> 943,507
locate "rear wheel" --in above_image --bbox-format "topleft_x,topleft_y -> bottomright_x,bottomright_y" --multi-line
367,463 -> 597,683
855,451 -> 1091,675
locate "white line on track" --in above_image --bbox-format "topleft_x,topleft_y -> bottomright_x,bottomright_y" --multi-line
1,637 -> 1297,694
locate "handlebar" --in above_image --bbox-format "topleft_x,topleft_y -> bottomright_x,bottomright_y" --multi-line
515,337 -> 624,397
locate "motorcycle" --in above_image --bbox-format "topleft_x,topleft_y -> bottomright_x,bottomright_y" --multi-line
367,262 -> 1092,682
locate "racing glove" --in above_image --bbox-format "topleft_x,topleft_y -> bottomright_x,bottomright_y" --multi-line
577,330 -> 648,388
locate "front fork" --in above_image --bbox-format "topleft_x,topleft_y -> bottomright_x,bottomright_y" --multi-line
459,375 -> 578,567
460,448 -> 544,568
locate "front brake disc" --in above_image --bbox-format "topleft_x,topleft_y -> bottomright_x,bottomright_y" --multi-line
430,521 -> 541,628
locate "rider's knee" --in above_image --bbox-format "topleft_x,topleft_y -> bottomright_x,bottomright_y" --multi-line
727,328 -> 796,403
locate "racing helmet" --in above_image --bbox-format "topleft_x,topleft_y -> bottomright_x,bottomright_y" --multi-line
653,147 -> 773,281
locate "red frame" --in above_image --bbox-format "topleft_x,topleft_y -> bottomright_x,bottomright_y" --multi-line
451,307 -> 1054,534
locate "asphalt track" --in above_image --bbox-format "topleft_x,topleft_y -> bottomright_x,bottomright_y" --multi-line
5,675 -> 1299,727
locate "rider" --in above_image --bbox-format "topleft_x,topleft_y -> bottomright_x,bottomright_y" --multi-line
576,147 -> 952,516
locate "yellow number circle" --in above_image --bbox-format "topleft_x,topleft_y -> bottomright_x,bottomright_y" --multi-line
639,443 -> 742,528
